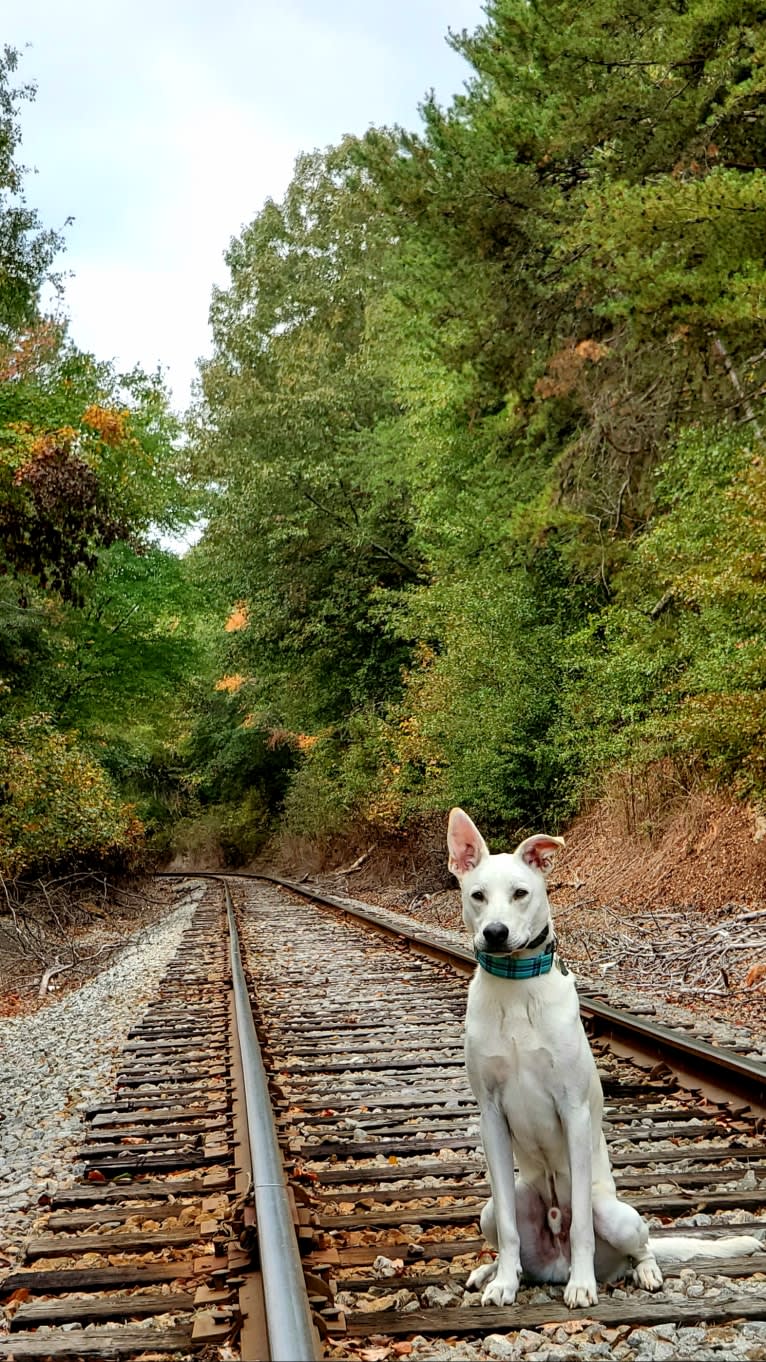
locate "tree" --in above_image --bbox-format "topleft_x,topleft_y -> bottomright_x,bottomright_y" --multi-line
0,46 -> 63,338
191,145 -> 419,733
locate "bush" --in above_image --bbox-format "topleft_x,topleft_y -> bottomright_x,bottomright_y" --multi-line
0,716 -> 143,879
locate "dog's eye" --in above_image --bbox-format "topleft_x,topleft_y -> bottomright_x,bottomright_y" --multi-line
470,889 -> 485,903
512,887 -> 529,901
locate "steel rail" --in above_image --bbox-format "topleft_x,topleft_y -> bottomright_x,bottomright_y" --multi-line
162,871 -> 766,1115
161,869 -> 766,1113
257,874 -> 766,1115
224,881 -> 319,1361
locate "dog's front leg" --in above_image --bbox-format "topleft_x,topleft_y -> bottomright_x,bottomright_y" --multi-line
477,1103 -> 521,1306
562,1104 -> 598,1308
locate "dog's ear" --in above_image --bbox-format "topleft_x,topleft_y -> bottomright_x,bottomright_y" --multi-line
447,808 -> 489,877
515,833 -> 565,875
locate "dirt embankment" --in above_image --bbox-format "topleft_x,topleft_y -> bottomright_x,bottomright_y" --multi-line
273,790 -> 766,917
554,788 -> 766,914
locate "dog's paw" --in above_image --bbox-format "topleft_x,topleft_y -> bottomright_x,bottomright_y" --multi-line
467,1261 -> 497,1292
563,1275 -> 598,1308
633,1257 -> 663,1292
481,1272 -> 520,1307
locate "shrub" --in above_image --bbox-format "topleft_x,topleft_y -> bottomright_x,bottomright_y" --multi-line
0,716 -> 143,879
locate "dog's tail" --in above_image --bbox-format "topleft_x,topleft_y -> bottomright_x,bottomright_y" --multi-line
649,1234 -> 763,1264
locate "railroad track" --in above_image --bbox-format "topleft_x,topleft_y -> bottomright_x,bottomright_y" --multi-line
2,873 -> 764,1361
237,874 -> 766,1360
0,881 -> 317,1361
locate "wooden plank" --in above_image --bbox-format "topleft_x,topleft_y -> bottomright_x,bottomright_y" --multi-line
80,1133 -> 230,1154
279,1102 -> 704,1127
293,1116 -> 721,1143
344,1294 -> 766,1337
50,1177 -> 216,1205
12,1291 -> 195,1328
79,1153 -> 215,1175
116,1069 -> 229,1083
633,1188 -> 766,1212
610,1144 -> 766,1168
125,1040 -> 225,1053
286,1081 -> 663,1112
45,1205 -> 205,1229
26,1227 -> 203,1257
279,1100 -> 478,1124
336,1237 -> 485,1266
617,1167 -> 766,1190
296,1135 -> 479,1158
128,1025 -> 221,1036
0,1325 -> 195,1356
278,1039 -> 464,1057
316,1180 -> 485,1202
332,1222 -> 759,1268
91,1105 -> 226,1126
1,1262 -> 200,1294
283,1057 -> 465,1074
86,1096 -> 224,1116
316,1167 -> 766,1203
296,1132 -> 755,1161
84,1119 -> 227,1140
308,1150 -> 766,1187
315,1160 -> 485,1184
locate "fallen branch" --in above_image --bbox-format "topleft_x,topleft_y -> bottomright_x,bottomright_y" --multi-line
37,959 -> 74,997
330,847 -> 377,877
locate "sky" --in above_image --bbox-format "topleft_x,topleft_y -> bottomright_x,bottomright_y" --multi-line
9,0 -> 485,410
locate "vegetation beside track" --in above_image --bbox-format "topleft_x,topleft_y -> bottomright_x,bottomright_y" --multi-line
3,6 -> 766,883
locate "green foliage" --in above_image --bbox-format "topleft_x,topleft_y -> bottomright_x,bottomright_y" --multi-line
556,425 -> 766,801
0,716 -> 142,878
186,0 -> 766,842
190,145 -> 418,736
368,570 -> 567,828
9,4 -> 766,872
0,47 -> 63,338
171,788 -> 273,867
0,328 -> 204,872
0,64 -> 205,877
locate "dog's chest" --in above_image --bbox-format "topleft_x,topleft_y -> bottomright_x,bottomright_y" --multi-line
468,1003 -> 557,1096
464,977 -> 586,1113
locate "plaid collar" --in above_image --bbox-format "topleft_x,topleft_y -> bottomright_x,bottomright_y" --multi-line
475,940 -> 557,979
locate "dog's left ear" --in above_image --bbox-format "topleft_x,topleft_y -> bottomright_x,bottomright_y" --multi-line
447,807 -> 489,878
515,834 -> 565,875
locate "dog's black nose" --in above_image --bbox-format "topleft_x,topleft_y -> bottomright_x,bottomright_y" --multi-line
482,921 -> 510,950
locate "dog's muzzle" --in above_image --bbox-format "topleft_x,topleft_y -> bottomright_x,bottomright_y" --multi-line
481,921 -> 510,951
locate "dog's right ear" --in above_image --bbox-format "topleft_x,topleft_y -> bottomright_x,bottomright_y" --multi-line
447,807 -> 489,878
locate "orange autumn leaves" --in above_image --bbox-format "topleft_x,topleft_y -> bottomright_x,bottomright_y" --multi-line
215,606 -> 249,693
214,673 -> 247,694
224,601 -> 249,632
216,603 -> 317,752
81,404 -> 131,447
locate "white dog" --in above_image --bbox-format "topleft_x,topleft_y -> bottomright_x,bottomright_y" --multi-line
448,807 -> 762,1309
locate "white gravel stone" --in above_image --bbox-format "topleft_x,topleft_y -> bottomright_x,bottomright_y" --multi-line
483,1334 -> 520,1360
422,1282 -> 464,1308
0,884 -> 203,1256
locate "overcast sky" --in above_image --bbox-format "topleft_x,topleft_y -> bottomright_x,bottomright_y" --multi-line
9,1 -> 484,408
